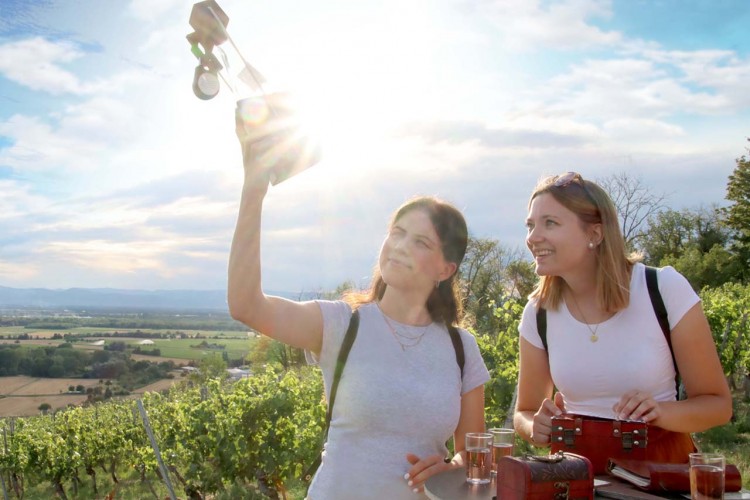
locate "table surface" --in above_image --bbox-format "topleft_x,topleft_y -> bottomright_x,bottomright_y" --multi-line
423,467 -> 690,500
424,468 -> 495,500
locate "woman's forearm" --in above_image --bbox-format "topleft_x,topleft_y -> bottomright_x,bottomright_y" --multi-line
653,394 -> 733,433
514,410 -> 536,444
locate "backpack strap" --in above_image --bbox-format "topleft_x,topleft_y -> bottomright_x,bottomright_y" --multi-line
448,325 -> 465,379
536,306 -> 548,352
645,266 -> 671,352
645,266 -> 680,395
303,309 -> 360,483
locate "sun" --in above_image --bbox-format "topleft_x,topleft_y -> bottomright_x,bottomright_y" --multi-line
190,2 -> 447,188
260,2 -> 444,176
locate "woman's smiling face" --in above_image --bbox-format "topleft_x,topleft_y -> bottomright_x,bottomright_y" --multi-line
525,192 -> 594,277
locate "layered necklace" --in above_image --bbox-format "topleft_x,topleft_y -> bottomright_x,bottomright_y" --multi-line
568,292 -> 601,343
377,303 -> 432,351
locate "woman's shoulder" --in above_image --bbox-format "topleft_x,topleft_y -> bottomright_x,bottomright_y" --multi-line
315,299 -> 355,333
635,263 -> 693,292
454,324 -> 477,342
316,298 -> 352,314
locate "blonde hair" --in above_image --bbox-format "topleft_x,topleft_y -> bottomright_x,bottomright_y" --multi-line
528,173 -> 640,313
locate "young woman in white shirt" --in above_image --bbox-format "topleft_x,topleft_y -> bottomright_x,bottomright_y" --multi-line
514,171 -> 731,464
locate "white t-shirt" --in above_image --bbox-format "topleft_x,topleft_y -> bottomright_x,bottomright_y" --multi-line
306,301 -> 490,500
519,263 -> 699,418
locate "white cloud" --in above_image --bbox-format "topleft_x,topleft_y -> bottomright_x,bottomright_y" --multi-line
0,179 -> 48,220
0,114 -> 107,171
481,0 -> 621,50
128,0 -> 187,23
505,51 -> 741,136
0,37 -> 100,95
602,118 -> 684,139
648,49 -> 750,110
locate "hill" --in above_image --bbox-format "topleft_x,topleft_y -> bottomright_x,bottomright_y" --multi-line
0,286 -> 228,311
0,286 -> 323,312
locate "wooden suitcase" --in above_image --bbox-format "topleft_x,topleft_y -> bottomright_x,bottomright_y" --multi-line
497,451 -> 594,500
550,415 -> 647,475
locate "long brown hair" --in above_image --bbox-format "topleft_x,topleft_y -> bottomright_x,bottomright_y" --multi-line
345,196 -> 468,326
528,173 -> 640,313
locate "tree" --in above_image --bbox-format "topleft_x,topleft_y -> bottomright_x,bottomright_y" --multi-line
721,140 -> 750,282
38,402 -> 52,414
598,172 -> 667,249
459,237 -> 533,334
191,353 -> 228,383
638,206 -> 737,288
662,245 -> 738,291
639,209 -> 694,264
505,259 -> 537,300
268,340 -> 306,370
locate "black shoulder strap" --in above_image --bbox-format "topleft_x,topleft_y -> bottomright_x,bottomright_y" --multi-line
327,309 -> 360,426
536,306 -> 548,352
303,309 -> 360,482
448,325 -> 465,379
645,266 -> 680,394
645,266 -> 671,350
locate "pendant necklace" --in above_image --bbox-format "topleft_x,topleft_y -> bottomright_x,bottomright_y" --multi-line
568,292 -> 601,343
377,303 -> 431,351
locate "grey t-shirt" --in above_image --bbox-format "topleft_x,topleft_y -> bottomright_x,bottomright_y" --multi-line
306,301 -> 490,500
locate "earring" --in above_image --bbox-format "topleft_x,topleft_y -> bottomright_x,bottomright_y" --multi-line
435,280 -> 441,289
588,242 -> 595,249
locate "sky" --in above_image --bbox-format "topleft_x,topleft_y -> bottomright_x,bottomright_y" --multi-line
0,0 -> 749,294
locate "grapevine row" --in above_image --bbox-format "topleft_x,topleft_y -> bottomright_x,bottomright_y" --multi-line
0,367 -> 325,499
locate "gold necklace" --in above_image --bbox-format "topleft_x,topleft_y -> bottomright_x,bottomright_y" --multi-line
568,292 -> 601,343
377,303 -> 431,351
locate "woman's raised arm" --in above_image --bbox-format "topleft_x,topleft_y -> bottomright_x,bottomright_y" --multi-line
227,109 -> 323,354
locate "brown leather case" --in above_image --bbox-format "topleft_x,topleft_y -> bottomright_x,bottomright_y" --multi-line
606,458 -> 743,493
497,452 -> 594,500
551,415 -> 648,474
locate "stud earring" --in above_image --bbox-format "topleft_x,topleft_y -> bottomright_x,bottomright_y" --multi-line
588,242 -> 595,249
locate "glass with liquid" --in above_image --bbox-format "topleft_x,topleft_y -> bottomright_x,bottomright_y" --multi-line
489,427 -> 515,477
690,452 -> 725,500
465,432 -> 492,484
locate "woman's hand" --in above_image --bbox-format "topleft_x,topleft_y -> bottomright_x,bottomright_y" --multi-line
530,391 -> 565,445
613,390 -> 661,423
403,453 -> 459,494
234,107 -> 283,197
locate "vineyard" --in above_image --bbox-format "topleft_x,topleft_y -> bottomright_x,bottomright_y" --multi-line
0,368 -> 326,500
1,284 -> 749,499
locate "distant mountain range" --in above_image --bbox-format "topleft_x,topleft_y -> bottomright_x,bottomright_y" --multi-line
0,286 -> 230,311
0,286 -> 324,312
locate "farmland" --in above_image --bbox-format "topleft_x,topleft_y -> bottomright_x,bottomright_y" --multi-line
0,376 -> 100,416
0,309 -> 263,417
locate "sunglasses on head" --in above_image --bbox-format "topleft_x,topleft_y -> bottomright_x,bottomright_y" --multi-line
553,171 -> 584,188
552,171 -> 599,207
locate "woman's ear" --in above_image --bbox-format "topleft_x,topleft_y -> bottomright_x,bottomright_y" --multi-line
439,262 -> 458,281
589,223 -> 603,246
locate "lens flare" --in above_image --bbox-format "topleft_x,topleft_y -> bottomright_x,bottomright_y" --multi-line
237,97 -> 271,126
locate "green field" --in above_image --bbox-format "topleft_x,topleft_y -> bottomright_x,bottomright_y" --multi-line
0,326 -> 249,339
0,331 -> 259,362
125,337 -> 257,361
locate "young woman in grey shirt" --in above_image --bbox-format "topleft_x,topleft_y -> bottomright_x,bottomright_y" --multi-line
228,110 -> 489,499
